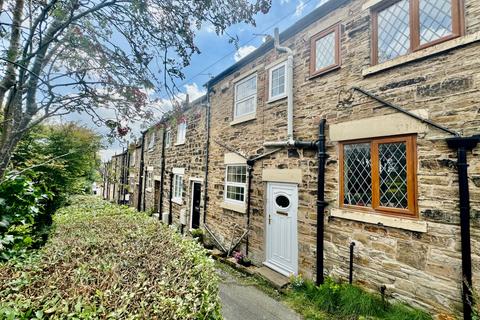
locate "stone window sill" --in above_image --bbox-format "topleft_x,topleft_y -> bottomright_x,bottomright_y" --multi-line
172,197 -> 182,205
221,201 -> 246,214
146,187 -> 152,193
363,32 -> 480,77
230,113 -> 256,126
267,94 -> 287,104
330,207 -> 427,233
174,141 -> 185,146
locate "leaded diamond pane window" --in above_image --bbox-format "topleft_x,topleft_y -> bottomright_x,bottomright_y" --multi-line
340,136 -> 417,216
379,142 -> 408,208
310,24 -> 340,76
343,143 -> 372,207
315,32 -> 336,70
373,0 -> 462,64
420,0 -> 453,44
377,0 -> 410,63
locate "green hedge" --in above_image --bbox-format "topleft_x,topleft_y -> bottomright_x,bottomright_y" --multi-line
0,196 -> 222,319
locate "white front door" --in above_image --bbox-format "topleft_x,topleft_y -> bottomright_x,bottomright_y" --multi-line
264,182 -> 298,276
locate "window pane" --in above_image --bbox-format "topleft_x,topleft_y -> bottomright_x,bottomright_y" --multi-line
343,143 -> 372,206
226,186 -> 245,202
227,166 -> 246,183
236,76 -> 257,101
377,0 -> 410,63
379,142 -> 408,209
315,32 -> 335,70
235,97 -> 255,117
420,0 -> 453,44
271,65 -> 285,98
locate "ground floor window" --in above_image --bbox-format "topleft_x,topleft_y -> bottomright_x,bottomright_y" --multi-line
339,135 -> 417,216
225,165 -> 247,203
172,174 -> 183,202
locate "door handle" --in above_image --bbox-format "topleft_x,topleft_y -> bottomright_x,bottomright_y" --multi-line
268,214 -> 271,225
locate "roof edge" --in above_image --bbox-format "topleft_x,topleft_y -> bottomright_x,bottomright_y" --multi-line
205,0 -> 351,88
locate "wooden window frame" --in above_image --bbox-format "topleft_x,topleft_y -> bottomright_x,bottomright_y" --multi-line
176,122 -> 186,145
172,173 -> 183,202
371,0 -> 464,65
309,23 -> 341,78
165,129 -> 171,148
224,164 -> 247,204
339,134 -> 418,217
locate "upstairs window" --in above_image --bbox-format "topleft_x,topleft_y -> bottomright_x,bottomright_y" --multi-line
310,24 -> 341,77
130,150 -> 136,166
339,135 -> 417,216
147,170 -> 153,189
176,122 -> 186,145
372,0 -> 463,64
165,129 -> 171,148
268,62 -> 287,101
224,165 -> 247,204
234,74 -> 257,119
148,131 -> 156,150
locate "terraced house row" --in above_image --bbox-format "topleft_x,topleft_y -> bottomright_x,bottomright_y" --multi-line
103,0 -> 480,317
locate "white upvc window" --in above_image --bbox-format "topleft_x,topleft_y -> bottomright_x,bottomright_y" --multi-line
165,129 -> 171,148
176,122 -> 186,145
224,165 -> 247,204
234,74 -> 257,119
130,150 -> 136,166
147,170 -> 153,189
172,174 -> 183,202
148,131 -> 156,150
268,62 -> 287,101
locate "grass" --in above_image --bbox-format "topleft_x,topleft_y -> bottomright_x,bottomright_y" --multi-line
217,261 -> 432,320
0,196 -> 222,319
284,277 -> 433,320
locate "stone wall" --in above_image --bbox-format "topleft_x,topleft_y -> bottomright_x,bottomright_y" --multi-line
206,0 -> 480,316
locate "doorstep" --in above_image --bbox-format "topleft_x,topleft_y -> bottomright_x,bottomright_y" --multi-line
207,249 -> 290,289
254,266 -> 290,290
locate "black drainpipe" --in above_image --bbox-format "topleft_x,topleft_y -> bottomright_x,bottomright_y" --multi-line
245,159 -> 254,256
446,136 -> 478,320
137,132 -> 146,212
159,128 -> 166,220
203,86 -> 212,224
316,119 -> 327,285
168,171 -> 174,225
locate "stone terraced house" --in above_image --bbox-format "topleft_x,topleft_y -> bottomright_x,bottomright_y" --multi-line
103,0 -> 480,317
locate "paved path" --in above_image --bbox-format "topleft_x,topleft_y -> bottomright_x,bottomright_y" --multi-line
217,267 -> 301,320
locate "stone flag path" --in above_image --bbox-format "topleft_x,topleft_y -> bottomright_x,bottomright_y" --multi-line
217,267 -> 301,320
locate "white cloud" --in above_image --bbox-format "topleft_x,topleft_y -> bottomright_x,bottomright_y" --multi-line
184,83 -> 206,101
280,0 -> 290,4
316,0 -> 330,7
234,45 -> 257,62
294,0 -> 306,17
100,148 -> 124,162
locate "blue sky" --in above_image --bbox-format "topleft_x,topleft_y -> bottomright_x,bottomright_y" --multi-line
91,0 -> 329,160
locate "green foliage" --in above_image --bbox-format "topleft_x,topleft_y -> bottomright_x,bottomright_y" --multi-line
285,277 -> 432,320
0,171 -> 52,260
0,196 -> 222,319
0,123 -> 101,261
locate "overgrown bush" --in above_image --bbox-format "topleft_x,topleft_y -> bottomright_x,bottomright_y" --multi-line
0,196 -> 222,319
286,276 -> 432,320
0,171 -> 52,260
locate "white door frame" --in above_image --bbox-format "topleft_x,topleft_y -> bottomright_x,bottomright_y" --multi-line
189,180 -> 202,230
264,182 -> 298,276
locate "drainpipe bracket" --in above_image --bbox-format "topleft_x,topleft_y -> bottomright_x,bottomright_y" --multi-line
446,136 -> 479,150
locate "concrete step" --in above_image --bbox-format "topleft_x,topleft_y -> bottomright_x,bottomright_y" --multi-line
254,266 -> 290,289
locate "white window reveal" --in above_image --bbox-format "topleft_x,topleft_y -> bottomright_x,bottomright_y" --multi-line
165,129 -> 171,148
234,74 -> 257,119
172,174 -> 183,203
269,62 -> 287,101
130,150 -> 136,166
176,122 -> 186,145
225,165 -> 247,203
148,131 -> 156,150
